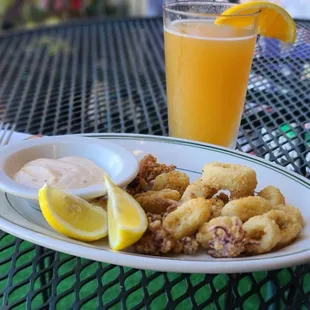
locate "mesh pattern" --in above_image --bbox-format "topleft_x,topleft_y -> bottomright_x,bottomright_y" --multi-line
0,19 -> 168,137
1,242 -> 309,309
0,18 -> 309,309
0,19 -> 309,176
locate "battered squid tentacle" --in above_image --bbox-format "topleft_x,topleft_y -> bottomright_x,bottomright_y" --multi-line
126,176 -> 149,196
221,196 -> 273,222
173,237 -> 199,255
202,162 -> 258,199
243,215 -> 281,254
137,154 -> 176,182
181,178 -> 217,202
196,216 -> 246,258
265,210 -> 303,248
257,185 -> 285,206
135,213 -> 176,255
135,212 -> 199,255
126,154 -> 176,195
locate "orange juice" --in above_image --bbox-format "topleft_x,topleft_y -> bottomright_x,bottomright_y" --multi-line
164,21 -> 257,147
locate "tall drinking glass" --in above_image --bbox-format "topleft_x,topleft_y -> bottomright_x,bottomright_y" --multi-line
163,2 -> 259,148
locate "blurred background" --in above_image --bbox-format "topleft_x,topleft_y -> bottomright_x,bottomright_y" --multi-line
0,0 -> 308,168
0,0 -> 309,32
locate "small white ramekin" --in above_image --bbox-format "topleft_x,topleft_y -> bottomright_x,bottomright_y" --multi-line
0,135 -> 138,202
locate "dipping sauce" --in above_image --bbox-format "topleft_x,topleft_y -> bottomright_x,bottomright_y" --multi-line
14,156 -> 107,189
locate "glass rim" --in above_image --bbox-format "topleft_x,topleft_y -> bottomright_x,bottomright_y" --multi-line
163,1 -> 261,18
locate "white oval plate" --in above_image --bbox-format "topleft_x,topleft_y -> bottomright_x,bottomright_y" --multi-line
0,133 -> 309,274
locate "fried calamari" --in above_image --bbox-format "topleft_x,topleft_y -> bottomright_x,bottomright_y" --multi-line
135,212 -> 199,255
152,171 -> 190,195
127,154 -> 176,195
265,210 -> 302,247
221,196 -> 273,222
181,178 -> 217,202
163,198 -> 211,240
135,189 -> 180,214
274,204 -> 304,227
209,198 -> 225,219
126,155 -> 304,258
202,162 -> 257,199
197,216 -> 246,258
243,215 -> 280,254
258,185 -> 285,206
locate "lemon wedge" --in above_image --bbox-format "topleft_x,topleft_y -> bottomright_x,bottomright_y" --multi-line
215,1 -> 296,44
39,184 -> 108,241
104,176 -> 147,251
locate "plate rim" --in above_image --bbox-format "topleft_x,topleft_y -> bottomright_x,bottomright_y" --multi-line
83,133 -> 310,189
0,133 -> 309,274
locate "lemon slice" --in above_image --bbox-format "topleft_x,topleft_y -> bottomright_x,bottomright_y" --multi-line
215,1 -> 296,44
39,184 -> 108,241
104,176 -> 147,251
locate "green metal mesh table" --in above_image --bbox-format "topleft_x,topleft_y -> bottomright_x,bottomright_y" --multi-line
0,17 -> 309,309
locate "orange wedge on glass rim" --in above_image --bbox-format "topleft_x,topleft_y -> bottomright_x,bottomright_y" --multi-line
215,1 -> 296,44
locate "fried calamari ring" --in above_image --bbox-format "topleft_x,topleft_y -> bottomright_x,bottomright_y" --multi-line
135,189 -> 180,214
202,162 -> 257,199
163,197 -> 211,240
265,210 -> 302,248
221,196 -> 273,222
243,215 -> 280,254
257,186 -> 285,206
196,216 -> 245,258
273,204 -> 304,226
181,178 -> 217,202
152,171 -> 190,195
